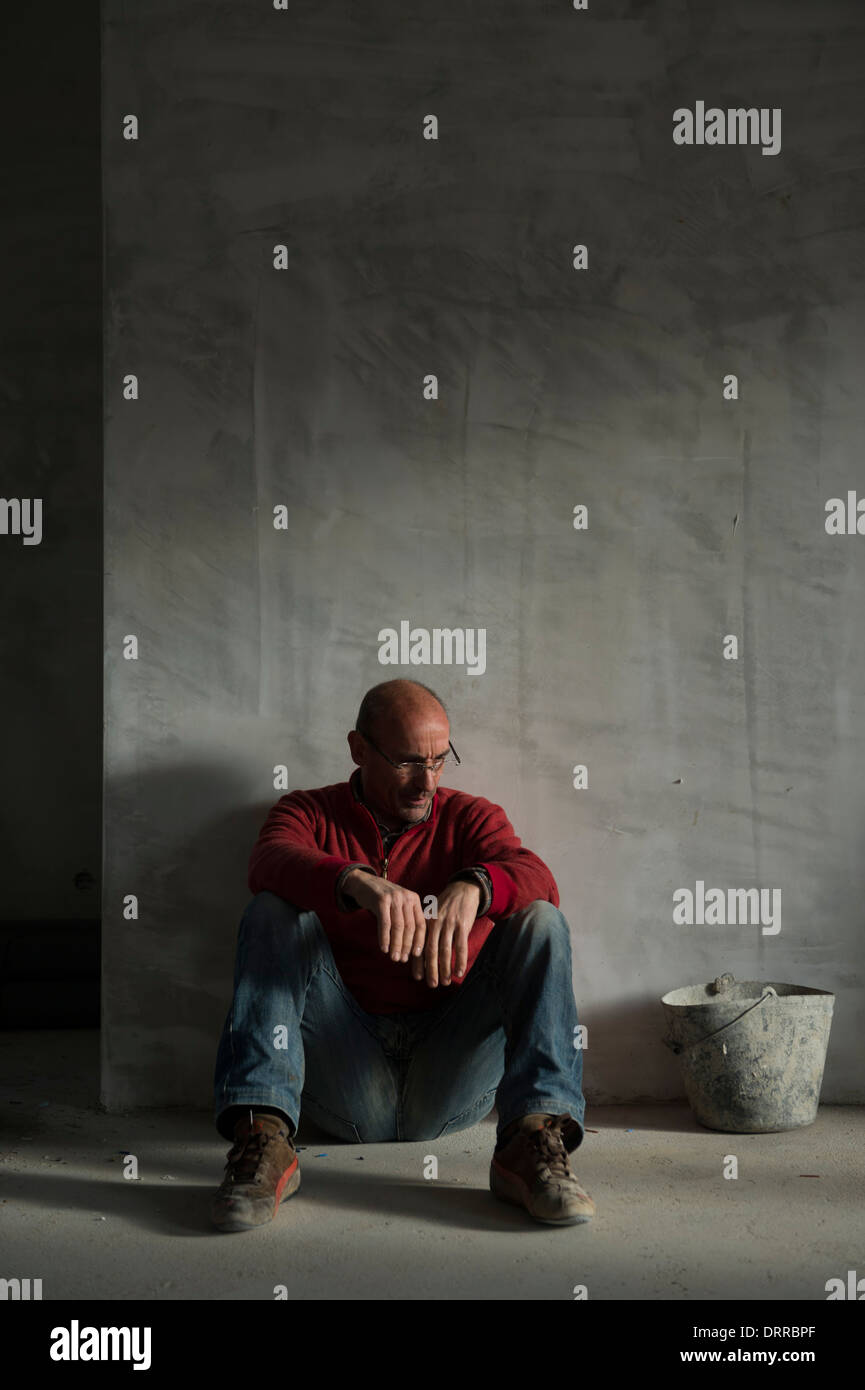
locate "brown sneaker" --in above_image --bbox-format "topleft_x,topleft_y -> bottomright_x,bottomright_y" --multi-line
210,1111 -> 301,1232
490,1113 -> 595,1226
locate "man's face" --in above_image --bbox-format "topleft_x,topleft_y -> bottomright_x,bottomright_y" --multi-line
348,704 -> 451,828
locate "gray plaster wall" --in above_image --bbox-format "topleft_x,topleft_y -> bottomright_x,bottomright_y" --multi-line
102,0 -> 865,1110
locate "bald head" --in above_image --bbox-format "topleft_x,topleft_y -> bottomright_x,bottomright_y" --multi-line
356,680 -> 447,743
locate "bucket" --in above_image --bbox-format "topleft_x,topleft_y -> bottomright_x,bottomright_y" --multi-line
661,973 -> 834,1132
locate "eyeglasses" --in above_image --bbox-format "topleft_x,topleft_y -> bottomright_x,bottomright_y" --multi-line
358,729 -> 461,776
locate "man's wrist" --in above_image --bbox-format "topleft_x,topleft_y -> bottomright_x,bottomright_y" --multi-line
448,867 -> 492,917
336,863 -> 377,911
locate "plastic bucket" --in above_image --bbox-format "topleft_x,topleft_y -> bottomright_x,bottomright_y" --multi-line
661,973 -> 834,1132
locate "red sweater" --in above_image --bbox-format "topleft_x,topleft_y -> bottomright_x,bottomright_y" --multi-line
247,770 -> 559,1014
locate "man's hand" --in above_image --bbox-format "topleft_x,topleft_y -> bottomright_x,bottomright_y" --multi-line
410,879 -> 481,988
342,868 -> 427,964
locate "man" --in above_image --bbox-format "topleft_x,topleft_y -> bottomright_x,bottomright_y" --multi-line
211,679 -> 594,1231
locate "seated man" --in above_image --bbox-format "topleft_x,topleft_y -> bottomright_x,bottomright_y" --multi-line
211,678 -> 594,1231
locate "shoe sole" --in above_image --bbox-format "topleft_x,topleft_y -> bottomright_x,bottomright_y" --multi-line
211,1158 -> 301,1233
490,1160 -> 595,1226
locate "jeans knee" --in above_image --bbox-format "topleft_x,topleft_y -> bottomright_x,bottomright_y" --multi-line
240,893 -> 324,966
508,900 -> 569,935
243,892 -> 319,940
245,890 -> 299,922
500,901 -> 573,968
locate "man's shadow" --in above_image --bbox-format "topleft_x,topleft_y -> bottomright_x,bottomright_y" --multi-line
102,757 -> 308,1085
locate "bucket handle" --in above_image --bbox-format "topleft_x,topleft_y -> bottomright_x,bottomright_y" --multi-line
664,986 -> 778,1056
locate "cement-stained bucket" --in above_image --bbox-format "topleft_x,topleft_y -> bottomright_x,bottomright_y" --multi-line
661,973 -> 834,1132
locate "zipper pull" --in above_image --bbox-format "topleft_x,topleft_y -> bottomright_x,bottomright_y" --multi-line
382,856 -> 388,880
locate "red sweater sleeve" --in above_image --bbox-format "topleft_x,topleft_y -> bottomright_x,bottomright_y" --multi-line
458,798 -> 559,919
247,791 -> 362,919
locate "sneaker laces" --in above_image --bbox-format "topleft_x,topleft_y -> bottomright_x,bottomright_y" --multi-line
530,1121 -> 572,1183
226,1118 -> 289,1184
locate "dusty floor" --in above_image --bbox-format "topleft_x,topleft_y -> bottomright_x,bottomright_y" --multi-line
1,1030 -> 861,1301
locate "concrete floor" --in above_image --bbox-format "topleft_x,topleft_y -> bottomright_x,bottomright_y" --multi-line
1,1030 -> 862,1302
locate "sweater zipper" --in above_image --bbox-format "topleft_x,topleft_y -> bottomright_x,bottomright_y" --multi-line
353,782 -> 430,880
356,796 -> 390,878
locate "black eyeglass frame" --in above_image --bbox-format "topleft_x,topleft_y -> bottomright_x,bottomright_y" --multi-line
357,729 -> 461,774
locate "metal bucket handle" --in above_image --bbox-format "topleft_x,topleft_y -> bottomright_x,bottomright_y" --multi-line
663,979 -> 778,1057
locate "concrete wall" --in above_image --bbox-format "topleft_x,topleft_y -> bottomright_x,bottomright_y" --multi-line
102,0 -> 865,1109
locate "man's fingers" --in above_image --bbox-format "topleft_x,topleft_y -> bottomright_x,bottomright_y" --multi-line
404,901 -> 427,962
368,883 -> 430,962
378,900 -> 392,954
389,901 -> 408,962
439,923 -> 456,985
378,886 -> 474,985
424,919 -> 441,987
453,923 -> 469,979
384,893 -> 427,962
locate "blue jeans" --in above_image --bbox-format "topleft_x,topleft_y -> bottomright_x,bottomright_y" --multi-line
213,891 -> 586,1152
